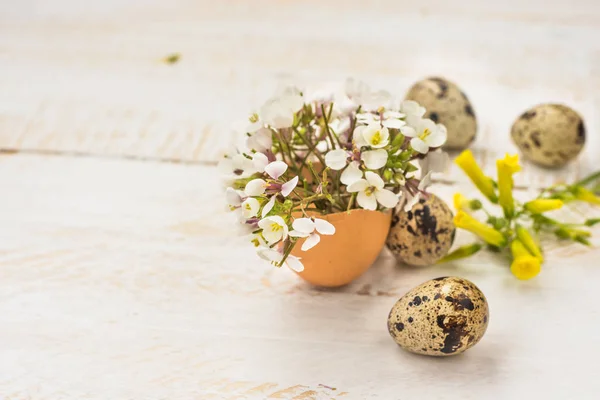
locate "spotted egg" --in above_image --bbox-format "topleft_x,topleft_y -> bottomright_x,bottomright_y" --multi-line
511,103 -> 585,168
387,276 -> 489,356
405,77 -> 477,149
386,195 -> 455,266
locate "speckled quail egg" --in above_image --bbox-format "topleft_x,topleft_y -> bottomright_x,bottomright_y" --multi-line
386,195 -> 455,266
387,276 -> 489,356
405,77 -> 477,149
511,103 -> 585,168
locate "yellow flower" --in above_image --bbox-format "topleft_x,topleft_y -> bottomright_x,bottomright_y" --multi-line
573,186 -> 600,206
523,199 -> 564,214
510,240 -> 541,280
453,211 -> 506,247
496,154 -> 520,217
515,226 -> 543,262
455,150 -> 497,203
453,193 -> 468,211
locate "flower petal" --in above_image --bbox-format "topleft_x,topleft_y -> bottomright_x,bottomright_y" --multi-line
261,196 -> 276,218
325,149 -> 349,171
281,176 -> 299,197
403,193 -> 421,212
314,218 -> 335,235
400,100 -> 426,118
245,179 -> 267,196
246,128 -> 272,152
365,171 -> 385,189
286,255 -> 305,272
410,137 -> 429,154
292,218 -> 315,234
301,232 -> 321,251
257,248 -> 283,263
265,161 -> 288,179
361,149 -> 388,170
340,162 -> 363,185
376,189 -> 399,209
400,125 -> 417,138
252,152 -> 269,172
347,179 -> 368,193
418,172 -> 432,191
426,125 -> 447,148
226,187 -> 242,207
242,197 -> 261,219
353,126 -> 368,148
289,230 -> 310,238
357,191 -> 378,210
382,118 -> 405,129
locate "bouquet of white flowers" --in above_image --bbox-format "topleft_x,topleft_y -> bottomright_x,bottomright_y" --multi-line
221,79 -> 448,276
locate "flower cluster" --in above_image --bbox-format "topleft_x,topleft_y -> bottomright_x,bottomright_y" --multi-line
441,150 -> 600,280
221,79 -> 448,272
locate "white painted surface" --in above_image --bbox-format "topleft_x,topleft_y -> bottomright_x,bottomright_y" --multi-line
0,1 -> 600,399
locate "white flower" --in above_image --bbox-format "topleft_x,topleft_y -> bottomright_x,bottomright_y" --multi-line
347,171 -> 399,210
245,179 -> 267,196
353,124 -> 389,149
356,112 -> 378,124
419,149 -> 450,175
219,153 -> 254,178
252,152 -> 269,172
260,90 -> 304,129
261,175 -> 298,217
361,149 -> 388,170
341,161 -> 363,185
258,248 -> 304,272
246,113 -> 263,132
258,216 -> 289,244
241,197 -> 260,219
226,187 -> 243,208
400,100 -> 426,119
329,117 -> 351,136
402,117 -> 447,154
325,149 -> 350,171
289,217 -> 336,251
402,173 -> 432,211
344,78 -> 392,111
381,110 -> 406,129
246,127 -> 272,152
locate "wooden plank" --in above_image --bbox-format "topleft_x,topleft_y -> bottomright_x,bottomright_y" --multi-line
0,0 -> 598,187
0,153 -> 599,398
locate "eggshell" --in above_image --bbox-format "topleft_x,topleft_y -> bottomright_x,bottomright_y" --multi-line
386,195 -> 455,266
511,103 -> 585,168
405,77 -> 477,149
388,277 -> 489,356
292,209 -> 391,287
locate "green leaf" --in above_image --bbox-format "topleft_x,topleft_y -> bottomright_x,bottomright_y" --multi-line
437,243 -> 483,263
584,218 -> 600,227
574,235 -> 592,246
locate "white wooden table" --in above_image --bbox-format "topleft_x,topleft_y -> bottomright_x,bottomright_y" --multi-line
1,1 -> 600,399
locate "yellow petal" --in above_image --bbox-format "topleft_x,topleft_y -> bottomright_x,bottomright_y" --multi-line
455,150 -> 498,203
524,199 -> 564,214
510,255 -> 541,280
496,154 -> 520,218
453,211 -> 506,247
516,227 -> 544,262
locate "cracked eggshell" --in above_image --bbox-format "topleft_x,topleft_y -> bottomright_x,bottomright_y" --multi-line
387,276 -> 489,356
386,195 -> 455,266
405,77 -> 477,149
511,103 -> 585,168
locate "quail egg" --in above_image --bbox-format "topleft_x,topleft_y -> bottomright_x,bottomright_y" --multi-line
386,195 -> 455,266
387,276 -> 489,356
511,103 -> 585,168
405,77 -> 477,149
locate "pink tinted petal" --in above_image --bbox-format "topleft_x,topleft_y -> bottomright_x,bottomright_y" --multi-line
261,196 -> 276,218
265,161 -> 288,179
314,219 -> 335,235
281,176 -> 299,197
292,218 -> 315,234
286,256 -> 304,272
347,179 -> 368,193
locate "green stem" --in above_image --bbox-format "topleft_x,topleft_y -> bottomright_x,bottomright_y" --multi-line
576,170 -> 600,187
